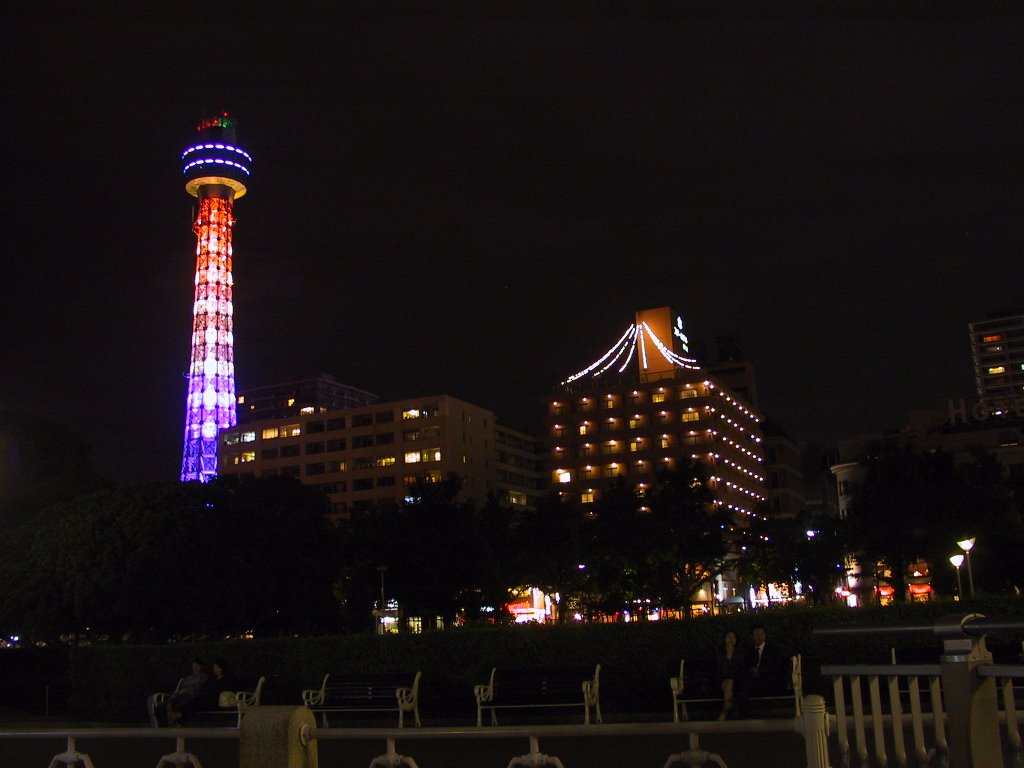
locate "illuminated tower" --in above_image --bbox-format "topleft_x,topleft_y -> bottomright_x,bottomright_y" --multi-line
179,113 -> 252,482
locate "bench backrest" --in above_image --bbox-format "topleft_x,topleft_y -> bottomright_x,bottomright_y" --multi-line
491,666 -> 595,704
322,673 -> 418,704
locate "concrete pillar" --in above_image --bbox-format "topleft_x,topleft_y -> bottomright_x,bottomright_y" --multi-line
935,614 -> 1001,768
239,706 -> 318,768
801,695 -> 831,768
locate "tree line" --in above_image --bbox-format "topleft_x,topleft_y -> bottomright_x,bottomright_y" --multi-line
1,411 -> 1022,642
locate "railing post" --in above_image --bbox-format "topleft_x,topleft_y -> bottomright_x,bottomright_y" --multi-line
801,694 -> 830,768
239,705 -> 318,768
935,614 -> 1001,768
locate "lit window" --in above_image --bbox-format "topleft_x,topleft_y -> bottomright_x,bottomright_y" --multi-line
376,456 -> 397,467
680,388 -> 698,399
240,451 -> 256,463
224,431 -> 240,445
405,448 -> 441,463
281,423 -> 301,437
287,398 -> 296,407
983,334 -> 1003,343
652,391 -> 666,403
402,409 -> 422,420
557,470 -> 572,483
659,436 -> 670,449
300,406 -> 315,415
509,491 -> 528,506
581,491 -> 595,504
579,422 -> 591,435
241,431 -> 256,443
237,395 -> 245,405
603,397 -> 616,410
629,440 -> 642,452
327,460 -> 346,472
629,416 -> 642,429
262,427 -> 280,439
682,412 -> 700,422
988,366 -> 1007,375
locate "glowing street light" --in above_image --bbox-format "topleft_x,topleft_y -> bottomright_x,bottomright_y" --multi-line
949,554 -> 965,601
957,537 -> 976,597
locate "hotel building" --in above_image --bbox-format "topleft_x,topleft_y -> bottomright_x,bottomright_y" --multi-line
545,307 -> 767,519
969,312 -> 1024,414
219,393 -> 546,519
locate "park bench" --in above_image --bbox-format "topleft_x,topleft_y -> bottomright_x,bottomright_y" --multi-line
670,655 -> 802,721
474,664 -> 602,726
190,675 -> 265,727
301,671 -> 421,727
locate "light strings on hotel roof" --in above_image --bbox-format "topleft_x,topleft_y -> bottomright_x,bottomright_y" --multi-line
562,321 -> 700,384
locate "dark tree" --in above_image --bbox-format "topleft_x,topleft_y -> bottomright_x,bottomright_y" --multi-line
646,462 -> 733,613
0,411 -> 104,530
847,443 -> 1024,601
0,477 -> 341,641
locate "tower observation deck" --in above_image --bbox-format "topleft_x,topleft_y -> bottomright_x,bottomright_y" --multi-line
179,113 -> 252,482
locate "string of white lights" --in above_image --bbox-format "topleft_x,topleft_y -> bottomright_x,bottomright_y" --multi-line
641,321 -> 700,369
595,326 -> 636,376
618,340 -> 636,373
562,324 -> 635,384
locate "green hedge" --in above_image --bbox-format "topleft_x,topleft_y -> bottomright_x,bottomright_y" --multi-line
69,596 -> 1024,722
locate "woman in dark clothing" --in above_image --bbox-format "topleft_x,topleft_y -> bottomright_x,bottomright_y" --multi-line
168,657 -> 234,725
715,629 -> 743,720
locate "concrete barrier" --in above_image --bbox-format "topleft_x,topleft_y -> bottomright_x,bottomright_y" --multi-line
240,706 -> 318,768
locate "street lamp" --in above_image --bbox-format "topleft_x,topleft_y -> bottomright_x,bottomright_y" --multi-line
957,537 -> 976,597
949,554 -> 964,601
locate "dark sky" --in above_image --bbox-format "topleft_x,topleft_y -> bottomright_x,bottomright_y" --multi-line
3,6 -> 1022,482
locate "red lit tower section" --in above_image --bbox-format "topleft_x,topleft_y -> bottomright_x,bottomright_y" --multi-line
179,113 -> 252,482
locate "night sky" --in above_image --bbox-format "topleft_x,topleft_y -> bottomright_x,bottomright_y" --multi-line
3,6 -> 1022,482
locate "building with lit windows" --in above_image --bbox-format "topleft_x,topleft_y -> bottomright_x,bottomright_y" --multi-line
545,307 -> 767,519
969,311 -> 1024,414
237,374 -> 377,422
218,393 -> 546,519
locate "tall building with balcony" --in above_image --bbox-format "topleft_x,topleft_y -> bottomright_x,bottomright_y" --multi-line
219,393 -> 546,520
545,307 -> 767,518
969,311 -> 1024,414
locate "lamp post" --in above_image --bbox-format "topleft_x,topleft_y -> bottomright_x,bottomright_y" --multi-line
949,554 -> 964,601
957,537 -> 976,597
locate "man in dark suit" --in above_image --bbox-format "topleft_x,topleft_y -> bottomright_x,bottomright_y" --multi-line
736,624 -> 785,716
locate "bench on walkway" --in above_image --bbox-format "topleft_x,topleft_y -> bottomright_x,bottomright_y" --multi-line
670,655 -> 802,721
474,665 -> 601,726
190,676 -> 265,727
301,672 -> 422,727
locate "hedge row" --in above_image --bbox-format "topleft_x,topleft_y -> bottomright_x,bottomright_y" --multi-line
69,596 -> 1023,723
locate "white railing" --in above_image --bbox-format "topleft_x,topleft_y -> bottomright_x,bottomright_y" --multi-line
0,711 -> 827,768
816,613 -> 1024,768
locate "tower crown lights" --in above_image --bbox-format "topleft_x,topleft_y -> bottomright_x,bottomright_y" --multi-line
182,111 -> 251,199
